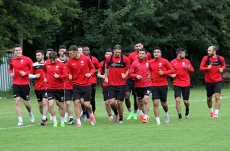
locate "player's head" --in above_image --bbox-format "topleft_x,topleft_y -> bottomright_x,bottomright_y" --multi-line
63,51 -> 70,63
153,47 -> 162,59
78,46 -> 83,54
105,49 -> 112,58
35,50 -> 44,62
176,47 -> 186,59
113,44 -> 122,58
68,45 -> 79,58
124,47 -> 132,57
58,45 -> 66,57
83,46 -> 90,56
46,48 -> 54,59
207,46 -> 217,57
138,48 -> 147,60
134,40 -> 143,51
49,51 -> 58,64
14,44 -> 22,58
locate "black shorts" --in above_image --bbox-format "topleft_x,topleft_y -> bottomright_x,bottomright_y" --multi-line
35,90 -> 47,102
205,82 -> 222,97
108,85 -> 126,101
102,86 -> 109,101
173,86 -> 190,100
73,85 -> 91,101
46,89 -> 64,102
64,89 -> 73,101
125,78 -> 136,95
136,87 -> 152,100
151,86 -> 168,102
12,84 -> 30,101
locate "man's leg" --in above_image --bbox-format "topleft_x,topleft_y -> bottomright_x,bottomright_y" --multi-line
117,100 -> 124,123
175,97 -> 182,119
214,93 -> 221,117
41,98 -> 48,125
153,99 -> 160,125
161,101 -> 169,124
66,100 -> 74,124
14,97 -> 23,125
48,99 -> 58,127
91,84 -> 97,114
74,99 -> 81,127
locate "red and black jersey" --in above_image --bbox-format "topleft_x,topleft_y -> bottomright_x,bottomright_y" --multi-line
43,60 -> 67,89
149,57 -> 174,86
98,61 -> 108,86
8,55 -> 33,85
30,62 -> 46,90
199,55 -> 226,83
106,55 -> 130,86
169,58 -> 194,87
129,59 -> 151,88
67,55 -> 95,86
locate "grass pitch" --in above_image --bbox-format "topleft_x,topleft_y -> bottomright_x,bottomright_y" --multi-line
0,87 -> 229,151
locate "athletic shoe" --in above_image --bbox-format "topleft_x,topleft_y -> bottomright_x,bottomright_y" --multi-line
156,121 -> 161,125
40,119 -> 46,126
214,114 -> 218,118
132,113 -> 138,120
90,115 -> 96,125
53,121 -> 58,127
210,112 -> 214,118
109,116 -> 113,121
142,118 -> 149,123
165,116 -> 170,124
185,108 -> 189,118
68,119 -> 74,125
64,118 -> 68,123
139,114 -> 144,121
76,123 -> 81,127
119,120 -> 123,124
113,114 -> 118,123
126,112 -> 133,120
29,114 -> 35,123
60,123 -> 65,127
17,121 -> 23,126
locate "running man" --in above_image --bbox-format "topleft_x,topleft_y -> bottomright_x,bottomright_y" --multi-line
199,46 -> 226,118
8,44 -> 35,126
67,45 -> 96,127
169,48 -> 194,119
149,47 -> 174,125
129,48 -> 152,123
105,44 -> 130,123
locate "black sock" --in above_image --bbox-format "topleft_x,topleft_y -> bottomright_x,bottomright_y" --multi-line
119,116 -> 123,121
113,109 -> 118,115
109,114 -> 112,117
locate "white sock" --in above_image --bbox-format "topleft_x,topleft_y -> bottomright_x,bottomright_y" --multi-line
209,108 -> 214,112
18,117 -> 23,122
165,112 -> 169,116
90,112 -> 94,116
61,117 -> 64,124
42,116 -> 47,120
53,116 -> 57,122
155,117 -> 160,123
144,114 -> 148,119
64,112 -> 68,118
139,110 -> 144,115
77,118 -> 81,124
69,116 -> 73,119
49,113 -> 52,119
215,110 -> 219,115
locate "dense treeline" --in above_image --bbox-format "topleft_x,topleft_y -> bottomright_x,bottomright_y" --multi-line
1,0 -> 230,85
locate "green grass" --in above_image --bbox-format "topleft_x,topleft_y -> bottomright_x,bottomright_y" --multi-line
0,88 -> 230,151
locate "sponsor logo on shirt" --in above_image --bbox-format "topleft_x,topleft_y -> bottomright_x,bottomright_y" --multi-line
159,63 -> 162,67
56,66 -> 59,69
20,60 -> 24,64
182,62 -> 185,66
80,61 -> 84,65
146,63 -> 149,67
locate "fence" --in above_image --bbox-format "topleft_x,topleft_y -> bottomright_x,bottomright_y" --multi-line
0,52 -> 14,91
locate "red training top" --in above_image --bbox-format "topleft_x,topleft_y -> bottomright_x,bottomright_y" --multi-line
169,58 -> 194,87
88,56 -> 100,84
106,55 -> 130,86
149,57 -> 174,86
98,61 -> 108,87
199,55 -> 226,83
129,59 -> 152,88
67,55 -> 95,86
64,63 -> 73,90
30,62 -> 46,90
8,55 -> 33,85
43,60 -> 67,89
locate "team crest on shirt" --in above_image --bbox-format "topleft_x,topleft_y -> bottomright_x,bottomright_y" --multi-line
182,62 -> 185,66
55,66 -> 59,70
159,63 -> 162,67
80,61 -> 84,65
20,60 -> 24,64
146,63 -> 149,67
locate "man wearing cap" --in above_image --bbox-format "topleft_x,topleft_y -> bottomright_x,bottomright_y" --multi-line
169,48 -> 194,120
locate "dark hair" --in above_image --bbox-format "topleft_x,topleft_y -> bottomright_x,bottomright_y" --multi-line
135,40 -> 143,45
68,45 -> 78,51
176,47 -> 186,54
124,47 -> 132,53
36,50 -> 44,55
113,44 -> 122,50
46,48 -> 54,52
64,51 -> 70,58
213,46 -> 217,51
14,44 -> 21,48
49,51 -> 57,60
139,48 -> 148,53
59,45 -> 66,50
154,47 -> 161,51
